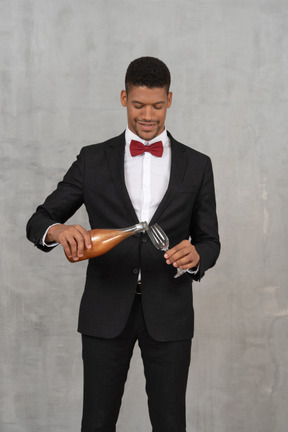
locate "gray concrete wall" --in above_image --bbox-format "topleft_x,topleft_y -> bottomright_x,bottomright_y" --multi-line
1,0 -> 287,431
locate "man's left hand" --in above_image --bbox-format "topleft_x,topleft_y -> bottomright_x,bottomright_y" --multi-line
164,240 -> 200,271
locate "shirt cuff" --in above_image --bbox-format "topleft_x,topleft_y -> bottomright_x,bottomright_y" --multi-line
41,223 -> 60,247
187,264 -> 199,275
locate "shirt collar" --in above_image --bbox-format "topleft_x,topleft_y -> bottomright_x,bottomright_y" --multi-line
125,127 -> 168,147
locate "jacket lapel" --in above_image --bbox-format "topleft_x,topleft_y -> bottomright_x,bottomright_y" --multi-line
105,132 -> 139,224
150,133 -> 188,225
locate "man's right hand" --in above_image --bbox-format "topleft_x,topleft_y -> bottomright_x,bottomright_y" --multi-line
46,224 -> 91,261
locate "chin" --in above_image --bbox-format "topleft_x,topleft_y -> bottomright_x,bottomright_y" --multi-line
137,130 -> 159,141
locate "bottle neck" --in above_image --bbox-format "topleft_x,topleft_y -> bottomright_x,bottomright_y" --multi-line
120,222 -> 148,234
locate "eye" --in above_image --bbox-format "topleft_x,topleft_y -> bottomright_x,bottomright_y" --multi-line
154,105 -> 163,110
133,104 -> 143,109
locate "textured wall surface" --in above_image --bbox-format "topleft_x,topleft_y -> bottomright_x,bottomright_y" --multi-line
1,1 -> 287,431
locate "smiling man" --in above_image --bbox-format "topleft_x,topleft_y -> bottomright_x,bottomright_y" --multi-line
27,57 -> 220,432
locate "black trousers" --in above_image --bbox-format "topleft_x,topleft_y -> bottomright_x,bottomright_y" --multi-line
81,295 -> 192,432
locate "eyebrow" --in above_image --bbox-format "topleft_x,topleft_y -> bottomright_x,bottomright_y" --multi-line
131,100 -> 165,105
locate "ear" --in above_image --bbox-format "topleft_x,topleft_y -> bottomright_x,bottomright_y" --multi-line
167,92 -> 173,108
120,90 -> 127,107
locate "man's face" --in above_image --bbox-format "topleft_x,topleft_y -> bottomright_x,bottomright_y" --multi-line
121,85 -> 172,141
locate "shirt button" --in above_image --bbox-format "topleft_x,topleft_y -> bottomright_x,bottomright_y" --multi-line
142,237 -> 147,243
133,268 -> 139,274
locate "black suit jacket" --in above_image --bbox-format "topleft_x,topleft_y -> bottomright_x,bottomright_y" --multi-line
26,131 -> 220,341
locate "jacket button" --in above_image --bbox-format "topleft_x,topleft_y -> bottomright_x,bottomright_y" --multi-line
133,268 -> 139,274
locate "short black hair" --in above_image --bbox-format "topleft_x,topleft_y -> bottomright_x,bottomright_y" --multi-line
125,57 -> 171,94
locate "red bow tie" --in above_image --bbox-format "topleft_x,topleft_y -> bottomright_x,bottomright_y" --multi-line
130,140 -> 163,157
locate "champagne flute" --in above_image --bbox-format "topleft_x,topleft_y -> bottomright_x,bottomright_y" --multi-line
147,223 -> 187,278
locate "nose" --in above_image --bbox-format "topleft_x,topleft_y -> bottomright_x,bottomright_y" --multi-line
142,106 -> 153,121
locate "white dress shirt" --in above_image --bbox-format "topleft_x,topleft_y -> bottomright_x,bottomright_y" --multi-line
124,127 -> 171,223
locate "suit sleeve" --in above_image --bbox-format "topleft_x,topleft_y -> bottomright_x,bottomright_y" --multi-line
26,149 -> 85,252
190,157 -> 220,281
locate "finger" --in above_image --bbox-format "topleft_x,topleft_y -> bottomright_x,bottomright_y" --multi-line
165,241 -> 199,269
164,240 -> 190,263
70,226 -> 88,258
63,242 -> 73,259
173,253 -> 198,269
179,249 -> 200,269
59,231 -> 80,260
58,234 -> 74,259
164,245 -> 181,262
75,225 -> 92,249
172,253 -> 193,269
58,227 -> 84,260
68,238 -> 80,260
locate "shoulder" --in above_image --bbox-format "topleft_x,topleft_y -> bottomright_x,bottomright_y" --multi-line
168,131 -> 211,164
79,131 -> 126,156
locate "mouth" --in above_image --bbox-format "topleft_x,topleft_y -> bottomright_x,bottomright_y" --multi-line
137,122 -> 157,132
